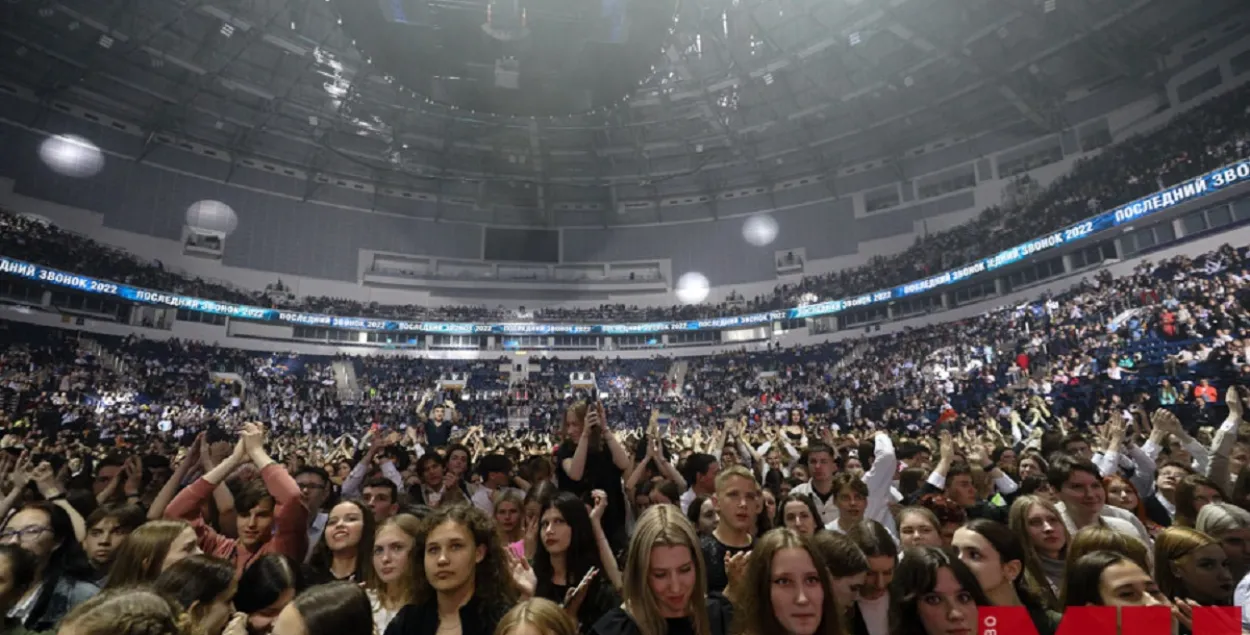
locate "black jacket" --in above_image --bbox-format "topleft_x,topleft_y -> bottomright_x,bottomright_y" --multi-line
383,596 -> 511,635
590,593 -> 733,635
1144,493 -> 1174,529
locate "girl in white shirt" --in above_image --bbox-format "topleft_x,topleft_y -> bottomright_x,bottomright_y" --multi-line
364,514 -> 421,634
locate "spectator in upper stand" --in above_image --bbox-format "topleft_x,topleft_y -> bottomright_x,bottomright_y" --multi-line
678,453 -> 719,514
790,443 -> 840,526
164,423 -> 308,577
1195,379 -> 1218,404
1159,380 -> 1180,405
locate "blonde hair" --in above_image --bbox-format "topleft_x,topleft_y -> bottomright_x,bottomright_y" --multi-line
60,587 -> 193,635
105,520 -> 194,589
714,465 -> 758,493
622,505 -> 711,635
364,514 -> 423,611
1007,496 -> 1065,610
1195,502 -> 1250,537
494,598 -> 578,635
1154,526 -> 1220,600
1065,525 -> 1149,573
493,490 -> 526,544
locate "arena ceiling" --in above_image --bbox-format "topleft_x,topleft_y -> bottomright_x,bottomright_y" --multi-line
0,0 -> 1244,225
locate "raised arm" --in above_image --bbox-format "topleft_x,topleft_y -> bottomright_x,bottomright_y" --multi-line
148,434 -> 202,520
588,490 -> 623,591
599,405 -> 633,473
341,435 -> 383,499
166,437 -> 249,521
1207,387 -> 1244,490
561,414 -> 596,482
31,462 -> 84,542
650,440 -> 687,491
245,423 -> 308,561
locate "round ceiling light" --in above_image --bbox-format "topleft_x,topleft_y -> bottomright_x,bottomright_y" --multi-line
38,134 -> 104,178
742,214 -> 779,246
674,272 -> 710,305
186,200 -> 239,236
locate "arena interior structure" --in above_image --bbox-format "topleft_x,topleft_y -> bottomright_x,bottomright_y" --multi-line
0,0 -> 1248,374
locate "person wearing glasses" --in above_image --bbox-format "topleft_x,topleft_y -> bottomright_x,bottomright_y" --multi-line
0,502 -> 98,631
293,466 -> 333,562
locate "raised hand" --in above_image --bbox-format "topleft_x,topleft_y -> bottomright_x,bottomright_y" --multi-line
724,550 -> 752,597
31,461 -> 61,497
966,444 -> 987,466
508,551 -> 537,598
179,434 -> 201,471
123,456 -> 144,497
589,489 -> 607,525
562,567 -> 599,616
1227,386 -> 1244,420
0,452 -> 15,488
241,422 -> 266,456
1151,408 -> 1180,434
441,471 -> 461,497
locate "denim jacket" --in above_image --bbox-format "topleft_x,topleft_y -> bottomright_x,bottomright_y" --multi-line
22,575 -> 99,632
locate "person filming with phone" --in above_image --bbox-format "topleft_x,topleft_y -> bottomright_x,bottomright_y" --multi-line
555,400 -> 633,551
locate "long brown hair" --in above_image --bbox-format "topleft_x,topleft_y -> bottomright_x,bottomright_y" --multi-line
1007,496 -> 1064,611
364,514 -> 422,610
104,520 -> 193,589
622,505 -> 711,635
411,504 -> 519,609
733,528 -> 844,635
1153,526 -> 1222,601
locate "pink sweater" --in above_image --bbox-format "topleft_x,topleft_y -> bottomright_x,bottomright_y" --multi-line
165,464 -> 308,578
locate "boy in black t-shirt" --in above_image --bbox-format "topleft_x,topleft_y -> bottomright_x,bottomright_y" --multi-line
700,465 -> 761,592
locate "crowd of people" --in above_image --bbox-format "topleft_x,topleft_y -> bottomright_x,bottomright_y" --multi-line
4,83 -> 1249,326
1,219 -> 1250,635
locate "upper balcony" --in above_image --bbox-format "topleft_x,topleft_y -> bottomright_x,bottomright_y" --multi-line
361,251 -> 670,295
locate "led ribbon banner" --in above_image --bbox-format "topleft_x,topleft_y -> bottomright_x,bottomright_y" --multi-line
2,159 -> 1248,334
